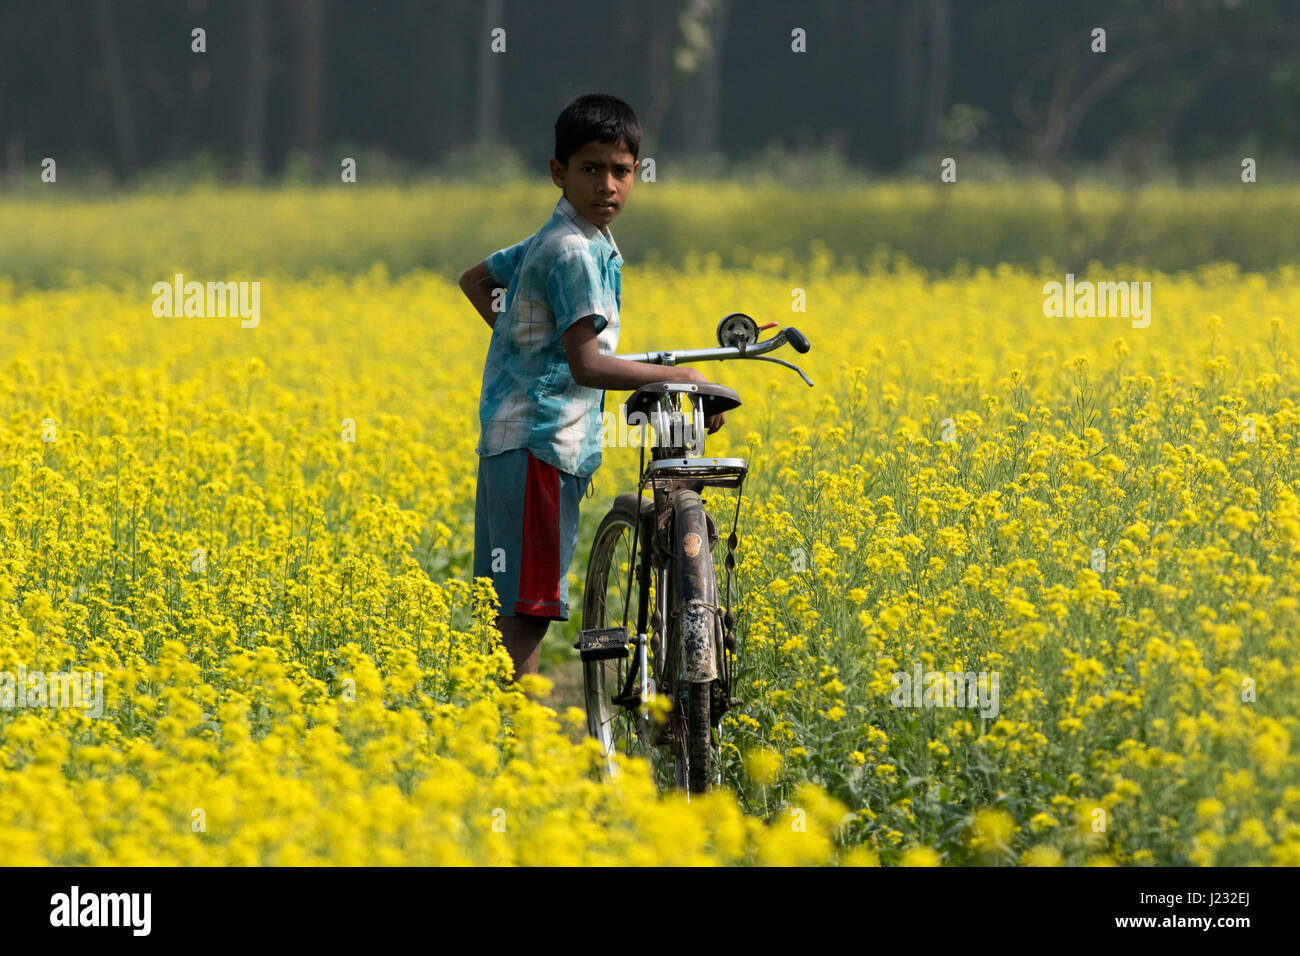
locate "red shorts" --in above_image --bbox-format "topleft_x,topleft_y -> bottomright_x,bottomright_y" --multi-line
472,449 -> 591,619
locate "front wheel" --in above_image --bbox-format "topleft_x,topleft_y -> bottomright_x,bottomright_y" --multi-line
686,681 -> 712,793
670,487 -> 723,795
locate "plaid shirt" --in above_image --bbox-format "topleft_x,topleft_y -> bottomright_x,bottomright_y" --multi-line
476,194 -> 622,478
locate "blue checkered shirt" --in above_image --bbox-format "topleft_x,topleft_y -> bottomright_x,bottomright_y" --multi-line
476,194 -> 622,478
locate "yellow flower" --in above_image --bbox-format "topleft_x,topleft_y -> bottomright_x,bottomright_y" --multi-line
970,808 -> 1015,852
743,746 -> 782,786
1195,798 -> 1225,823
899,846 -> 941,867
842,845 -> 881,866
513,673 -> 553,699
1020,845 -> 1063,866
11,193 -> 1300,868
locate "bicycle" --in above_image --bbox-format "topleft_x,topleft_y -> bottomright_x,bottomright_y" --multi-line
575,313 -> 813,795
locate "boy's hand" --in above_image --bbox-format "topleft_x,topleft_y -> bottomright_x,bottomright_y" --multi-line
673,366 -> 710,386
671,367 -> 725,433
459,261 -> 503,331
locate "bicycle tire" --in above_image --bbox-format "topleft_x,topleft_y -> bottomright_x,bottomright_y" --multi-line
581,494 -> 660,782
686,681 -> 712,793
669,488 -> 722,794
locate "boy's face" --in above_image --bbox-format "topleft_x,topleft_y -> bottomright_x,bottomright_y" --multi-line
550,139 -> 637,229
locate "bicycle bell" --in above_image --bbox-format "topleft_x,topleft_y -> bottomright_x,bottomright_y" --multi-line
716,312 -> 759,349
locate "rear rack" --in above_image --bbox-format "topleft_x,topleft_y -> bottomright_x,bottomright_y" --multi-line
643,457 -> 747,489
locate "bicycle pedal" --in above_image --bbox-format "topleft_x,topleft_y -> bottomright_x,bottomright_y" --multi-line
575,626 -> 630,661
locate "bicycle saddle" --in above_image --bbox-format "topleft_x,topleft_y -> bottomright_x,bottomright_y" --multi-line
623,381 -> 742,424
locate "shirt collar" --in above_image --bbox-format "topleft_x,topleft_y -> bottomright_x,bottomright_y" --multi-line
556,194 -> 622,266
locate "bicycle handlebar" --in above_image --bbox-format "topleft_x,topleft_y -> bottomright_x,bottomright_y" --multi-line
616,326 -> 814,387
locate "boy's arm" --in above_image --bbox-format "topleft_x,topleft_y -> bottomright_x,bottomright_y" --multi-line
459,261 -> 504,330
563,317 -> 726,432
562,315 -> 707,390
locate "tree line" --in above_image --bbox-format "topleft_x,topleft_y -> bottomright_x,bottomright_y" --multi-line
2,0 -> 1298,185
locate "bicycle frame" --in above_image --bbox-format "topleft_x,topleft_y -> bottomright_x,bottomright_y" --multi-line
612,332 -> 811,706
630,389 -> 738,687
579,322 -> 813,790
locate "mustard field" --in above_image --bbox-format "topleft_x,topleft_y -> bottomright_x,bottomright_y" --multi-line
1,186 -> 1297,865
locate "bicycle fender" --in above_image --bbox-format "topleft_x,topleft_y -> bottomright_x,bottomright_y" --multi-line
670,489 -> 719,683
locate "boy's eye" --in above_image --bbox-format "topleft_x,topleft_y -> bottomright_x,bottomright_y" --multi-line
580,164 -> 632,177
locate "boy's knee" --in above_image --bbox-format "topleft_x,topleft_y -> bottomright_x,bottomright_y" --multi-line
521,612 -> 551,637
498,612 -> 551,638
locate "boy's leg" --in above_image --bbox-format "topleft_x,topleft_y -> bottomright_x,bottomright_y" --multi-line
476,449 -> 538,681
497,612 -> 549,680
474,449 -> 590,682
498,456 -> 589,681
475,448 -> 566,681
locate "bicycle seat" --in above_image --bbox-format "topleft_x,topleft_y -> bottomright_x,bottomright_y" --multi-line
624,381 -> 742,424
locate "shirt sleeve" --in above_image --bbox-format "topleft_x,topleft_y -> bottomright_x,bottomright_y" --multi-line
484,236 -> 532,288
545,246 -> 609,337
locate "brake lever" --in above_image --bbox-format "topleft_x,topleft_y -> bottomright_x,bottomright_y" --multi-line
739,328 -> 786,358
748,354 -> 814,386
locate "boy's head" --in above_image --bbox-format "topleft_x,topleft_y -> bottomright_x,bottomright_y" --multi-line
550,93 -> 641,229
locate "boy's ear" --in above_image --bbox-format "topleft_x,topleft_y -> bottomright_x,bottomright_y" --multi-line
549,157 -> 567,187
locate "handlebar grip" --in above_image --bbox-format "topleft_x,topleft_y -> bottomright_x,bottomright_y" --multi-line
785,327 -> 811,354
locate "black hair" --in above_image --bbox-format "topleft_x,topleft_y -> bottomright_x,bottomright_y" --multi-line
554,93 -> 641,168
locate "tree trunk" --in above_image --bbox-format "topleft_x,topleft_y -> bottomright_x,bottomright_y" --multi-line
6,135 -> 23,189
476,0 -> 505,146
923,0 -> 951,153
644,1 -> 681,152
296,0 -> 324,178
242,0 -> 270,181
899,0 -> 923,158
91,0 -> 139,177
420,1 -> 471,161
681,0 -> 730,157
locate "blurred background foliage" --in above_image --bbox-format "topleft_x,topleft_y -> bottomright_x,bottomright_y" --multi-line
5,0 -> 1300,281
3,0 -> 1299,189
3,180 -> 1300,287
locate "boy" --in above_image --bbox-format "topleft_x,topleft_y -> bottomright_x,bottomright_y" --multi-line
459,93 -> 725,683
